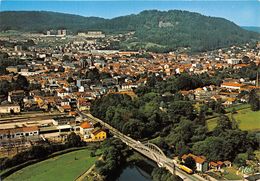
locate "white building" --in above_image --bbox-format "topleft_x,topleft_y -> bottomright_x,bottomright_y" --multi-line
79,121 -> 94,139
0,104 -> 20,114
0,126 -> 39,140
227,58 -> 240,65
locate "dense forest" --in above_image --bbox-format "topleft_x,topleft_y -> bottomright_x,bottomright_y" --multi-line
90,69 -> 260,162
1,10 -> 259,52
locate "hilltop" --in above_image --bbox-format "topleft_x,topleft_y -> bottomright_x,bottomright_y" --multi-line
0,10 -> 259,52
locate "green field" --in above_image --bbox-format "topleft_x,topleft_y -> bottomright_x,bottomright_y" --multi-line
5,149 -> 100,181
207,108 -> 260,132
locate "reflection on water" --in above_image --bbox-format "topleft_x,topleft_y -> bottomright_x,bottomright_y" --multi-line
116,159 -> 156,181
116,165 -> 152,181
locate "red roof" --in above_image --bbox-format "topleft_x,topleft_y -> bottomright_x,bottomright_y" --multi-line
182,153 -> 206,164
210,161 -> 218,167
80,121 -> 93,129
221,82 -> 243,87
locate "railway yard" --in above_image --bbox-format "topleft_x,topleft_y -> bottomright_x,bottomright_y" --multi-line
0,111 -> 69,157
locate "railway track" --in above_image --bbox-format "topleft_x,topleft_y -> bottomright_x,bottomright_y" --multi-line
0,113 -> 66,124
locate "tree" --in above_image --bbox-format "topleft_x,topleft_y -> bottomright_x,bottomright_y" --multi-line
192,136 -> 225,161
234,153 -> 247,167
213,114 -> 232,135
62,55 -> 70,62
66,132 -> 82,147
242,56 -> 250,64
151,168 -> 183,181
30,145 -> 49,158
95,138 -> 129,179
146,73 -> 157,87
214,101 -> 225,114
248,89 -> 260,111
230,108 -> 238,129
16,74 -> 29,90
184,156 -> 196,170
86,68 -> 100,81
168,101 -> 195,121
67,76 -> 74,84
90,151 -> 95,157
57,66 -> 65,72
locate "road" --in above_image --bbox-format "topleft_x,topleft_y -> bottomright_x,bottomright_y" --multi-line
80,112 -> 206,181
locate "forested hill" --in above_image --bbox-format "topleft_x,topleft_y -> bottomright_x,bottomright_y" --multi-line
0,11 -> 106,32
0,10 -> 259,52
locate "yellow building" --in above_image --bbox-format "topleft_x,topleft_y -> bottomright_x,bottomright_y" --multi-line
91,128 -> 107,141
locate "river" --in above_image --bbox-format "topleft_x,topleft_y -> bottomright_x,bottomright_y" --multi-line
115,157 -> 156,181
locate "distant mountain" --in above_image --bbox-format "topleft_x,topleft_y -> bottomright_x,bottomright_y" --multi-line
242,26 -> 260,33
0,10 -> 259,52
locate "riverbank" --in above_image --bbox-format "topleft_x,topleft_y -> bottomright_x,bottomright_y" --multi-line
3,146 -> 102,181
82,151 -> 156,181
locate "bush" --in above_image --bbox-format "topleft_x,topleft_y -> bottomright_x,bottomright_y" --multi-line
90,151 -> 95,157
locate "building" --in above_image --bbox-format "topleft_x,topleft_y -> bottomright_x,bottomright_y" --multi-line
227,58 -> 240,65
0,126 -> 39,140
91,128 -> 107,141
78,31 -> 105,38
57,30 -> 62,36
221,82 -> 243,90
209,161 -> 224,171
0,104 -> 20,114
182,153 -> 208,172
61,29 -> 66,36
76,79 -> 91,88
52,116 -> 75,126
79,121 -> 94,139
8,90 -> 25,103
77,98 -> 91,111
6,66 -> 18,73
14,45 -> 22,51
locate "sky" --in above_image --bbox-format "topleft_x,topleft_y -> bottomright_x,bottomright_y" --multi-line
0,0 -> 260,27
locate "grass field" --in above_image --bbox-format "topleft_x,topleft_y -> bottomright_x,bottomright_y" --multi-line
223,167 -> 243,180
207,108 -> 260,132
5,148 -> 100,181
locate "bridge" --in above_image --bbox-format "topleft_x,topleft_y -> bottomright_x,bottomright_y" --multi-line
80,112 -> 205,181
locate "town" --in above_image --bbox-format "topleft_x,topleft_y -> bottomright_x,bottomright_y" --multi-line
0,28 -> 259,181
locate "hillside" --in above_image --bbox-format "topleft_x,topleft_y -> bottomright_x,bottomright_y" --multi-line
0,10 -> 259,52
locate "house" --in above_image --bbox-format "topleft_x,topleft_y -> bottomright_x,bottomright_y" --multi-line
6,66 -> 18,73
209,161 -> 219,170
8,90 -> 25,103
60,105 -> 71,112
79,121 -> 94,139
69,111 -> 78,117
179,90 -> 195,101
77,98 -> 91,111
223,97 -> 237,106
0,104 -> 20,114
0,126 -> 39,140
221,82 -> 243,90
209,161 -> 224,171
182,153 -> 208,172
223,160 -> 232,167
227,58 -> 240,65
53,116 -> 75,126
56,89 -> 69,98
91,128 -> 107,141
